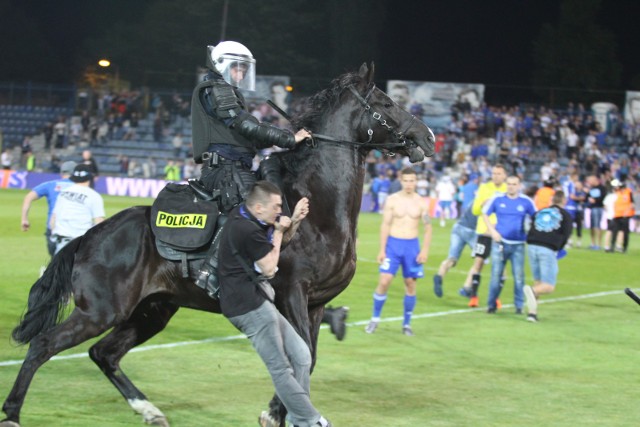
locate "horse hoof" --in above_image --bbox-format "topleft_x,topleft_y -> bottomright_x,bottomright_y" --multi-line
0,420 -> 21,427
147,415 -> 169,427
258,410 -> 280,427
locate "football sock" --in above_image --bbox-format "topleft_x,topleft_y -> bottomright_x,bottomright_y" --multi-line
403,294 -> 416,326
524,285 -> 538,314
471,274 -> 481,296
372,292 -> 387,320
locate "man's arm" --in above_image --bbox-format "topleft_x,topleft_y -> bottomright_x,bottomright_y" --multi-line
559,210 -> 573,248
417,202 -> 432,264
471,183 -> 486,216
91,196 -> 106,226
482,199 -> 500,242
376,196 -> 394,263
255,223 -> 286,278
21,190 -> 39,231
282,197 -> 309,244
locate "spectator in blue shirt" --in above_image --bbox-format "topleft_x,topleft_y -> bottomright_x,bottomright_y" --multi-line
460,174 -> 479,211
482,175 -> 537,313
21,161 -> 77,256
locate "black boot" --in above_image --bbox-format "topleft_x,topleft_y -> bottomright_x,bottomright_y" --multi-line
322,306 -> 349,341
195,216 -> 227,299
259,155 -> 291,216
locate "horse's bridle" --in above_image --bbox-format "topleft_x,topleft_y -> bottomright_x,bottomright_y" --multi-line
309,84 -> 421,156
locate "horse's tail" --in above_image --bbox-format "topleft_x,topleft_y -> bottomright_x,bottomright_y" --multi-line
12,237 -> 81,345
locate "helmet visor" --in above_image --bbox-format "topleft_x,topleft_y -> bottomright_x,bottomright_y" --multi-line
217,55 -> 256,91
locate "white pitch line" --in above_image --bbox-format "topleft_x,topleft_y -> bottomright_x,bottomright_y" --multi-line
0,288 -> 633,368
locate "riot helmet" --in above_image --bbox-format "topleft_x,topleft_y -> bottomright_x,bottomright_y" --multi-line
207,41 -> 256,91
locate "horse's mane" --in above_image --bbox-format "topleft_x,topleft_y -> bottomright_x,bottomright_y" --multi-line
291,71 -> 366,132
278,71 -> 371,176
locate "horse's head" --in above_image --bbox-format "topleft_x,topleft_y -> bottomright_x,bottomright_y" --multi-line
347,62 -> 435,162
292,63 -> 435,163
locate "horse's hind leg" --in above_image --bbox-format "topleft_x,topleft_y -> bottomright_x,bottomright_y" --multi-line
89,300 -> 178,427
2,310 -> 112,426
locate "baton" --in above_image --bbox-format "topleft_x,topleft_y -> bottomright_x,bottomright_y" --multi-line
267,100 -> 292,122
624,288 -> 640,306
267,100 -> 314,141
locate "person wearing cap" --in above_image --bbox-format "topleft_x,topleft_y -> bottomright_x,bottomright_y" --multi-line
21,160 -> 77,256
49,164 -> 105,254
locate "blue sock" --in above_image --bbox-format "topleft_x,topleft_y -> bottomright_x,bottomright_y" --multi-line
403,295 -> 416,327
372,292 -> 387,320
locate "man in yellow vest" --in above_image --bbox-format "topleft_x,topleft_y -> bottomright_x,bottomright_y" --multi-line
459,164 -> 507,308
534,176 -> 556,210
608,178 -> 635,253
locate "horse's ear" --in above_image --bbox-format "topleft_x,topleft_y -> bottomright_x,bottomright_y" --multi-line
358,62 -> 375,83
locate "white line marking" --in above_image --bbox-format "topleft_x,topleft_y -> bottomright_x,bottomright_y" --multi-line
0,289 -> 632,368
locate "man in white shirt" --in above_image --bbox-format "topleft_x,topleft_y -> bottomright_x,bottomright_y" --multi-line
435,175 -> 456,227
1,148 -> 13,170
50,164 -> 105,254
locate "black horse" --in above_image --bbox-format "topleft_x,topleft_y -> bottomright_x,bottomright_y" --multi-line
1,63 -> 434,427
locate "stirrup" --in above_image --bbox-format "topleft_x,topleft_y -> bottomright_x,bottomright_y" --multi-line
195,267 -> 219,299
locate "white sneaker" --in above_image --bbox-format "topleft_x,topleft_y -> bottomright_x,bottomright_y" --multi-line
365,320 -> 378,334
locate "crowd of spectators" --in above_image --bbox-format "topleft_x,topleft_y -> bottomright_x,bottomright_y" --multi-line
4,89 -> 640,238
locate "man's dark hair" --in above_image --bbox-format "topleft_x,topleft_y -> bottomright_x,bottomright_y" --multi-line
400,167 -> 417,177
246,181 -> 281,207
552,190 -> 566,206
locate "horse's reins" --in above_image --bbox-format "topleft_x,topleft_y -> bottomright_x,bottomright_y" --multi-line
267,84 -> 420,156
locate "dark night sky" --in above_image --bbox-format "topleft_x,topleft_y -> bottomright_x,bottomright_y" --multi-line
379,0 -> 640,87
5,0 -> 640,90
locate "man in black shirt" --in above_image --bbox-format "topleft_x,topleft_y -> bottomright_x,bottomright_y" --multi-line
523,191 -> 573,322
218,181 -> 331,427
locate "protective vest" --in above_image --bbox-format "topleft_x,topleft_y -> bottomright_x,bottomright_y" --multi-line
191,75 -> 256,163
614,188 -> 634,218
472,181 -> 507,235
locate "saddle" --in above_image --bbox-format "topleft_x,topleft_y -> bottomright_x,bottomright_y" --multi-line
151,181 -> 219,278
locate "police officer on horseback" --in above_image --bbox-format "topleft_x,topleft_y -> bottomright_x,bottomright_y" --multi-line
191,41 -> 310,296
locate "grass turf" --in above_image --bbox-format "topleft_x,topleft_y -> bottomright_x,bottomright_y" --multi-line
0,188 -> 638,426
